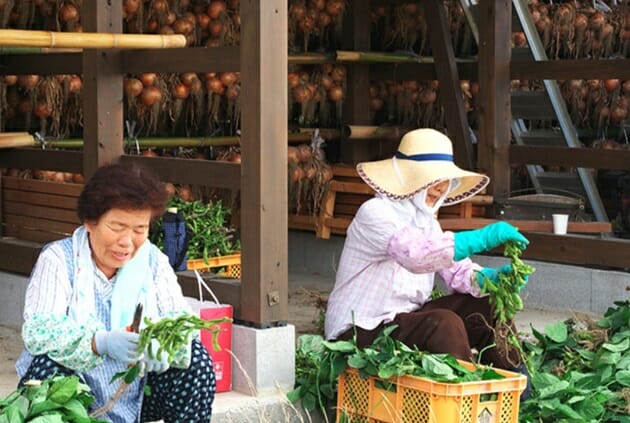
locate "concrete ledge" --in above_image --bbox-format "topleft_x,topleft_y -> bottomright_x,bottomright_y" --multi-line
0,272 -> 27,325
212,390 -> 329,423
232,324 -> 295,396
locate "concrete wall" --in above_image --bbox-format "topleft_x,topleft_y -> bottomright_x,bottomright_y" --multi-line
0,272 -> 27,325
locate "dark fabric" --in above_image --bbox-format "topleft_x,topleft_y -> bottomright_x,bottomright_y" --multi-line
162,210 -> 190,272
141,339 -> 216,423
18,354 -> 75,386
18,339 -> 216,423
337,293 -> 520,370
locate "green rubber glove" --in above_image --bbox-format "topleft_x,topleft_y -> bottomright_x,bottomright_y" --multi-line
453,221 -> 529,261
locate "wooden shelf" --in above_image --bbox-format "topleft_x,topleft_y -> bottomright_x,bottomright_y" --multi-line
4,48 -> 630,79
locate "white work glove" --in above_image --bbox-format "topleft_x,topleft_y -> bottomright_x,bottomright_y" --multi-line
94,329 -> 141,364
140,339 -> 170,374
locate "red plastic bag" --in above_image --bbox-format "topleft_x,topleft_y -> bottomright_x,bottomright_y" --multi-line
187,270 -> 233,392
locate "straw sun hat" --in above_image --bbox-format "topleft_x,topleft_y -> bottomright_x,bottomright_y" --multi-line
356,128 -> 489,205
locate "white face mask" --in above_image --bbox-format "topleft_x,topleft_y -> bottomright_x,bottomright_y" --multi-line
411,179 -> 459,215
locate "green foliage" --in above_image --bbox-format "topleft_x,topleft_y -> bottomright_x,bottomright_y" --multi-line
0,376 -> 107,422
287,325 -> 506,415
519,300 -> 630,422
151,195 -> 240,262
112,314 -> 232,386
480,241 -> 535,323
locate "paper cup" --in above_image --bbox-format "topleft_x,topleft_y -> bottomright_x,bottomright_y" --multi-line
552,214 -> 569,235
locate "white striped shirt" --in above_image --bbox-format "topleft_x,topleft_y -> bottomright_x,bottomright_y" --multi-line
16,236 -> 192,422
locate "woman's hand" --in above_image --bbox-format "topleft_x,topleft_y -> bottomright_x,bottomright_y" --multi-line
93,329 -> 141,364
140,339 -> 170,373
476,265 -> 529,289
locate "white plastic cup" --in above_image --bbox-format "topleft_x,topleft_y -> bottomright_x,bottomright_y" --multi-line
552,214 -> 569,235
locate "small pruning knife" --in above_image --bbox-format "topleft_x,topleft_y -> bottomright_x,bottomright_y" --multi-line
128,303 -> 143,334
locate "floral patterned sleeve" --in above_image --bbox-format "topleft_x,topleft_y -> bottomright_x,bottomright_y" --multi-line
22,314 -> 105,372
22,245 -> 106,372
387,224 -> 457,273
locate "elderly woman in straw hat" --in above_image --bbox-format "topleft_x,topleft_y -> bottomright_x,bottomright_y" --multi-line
325,128 -> 529,372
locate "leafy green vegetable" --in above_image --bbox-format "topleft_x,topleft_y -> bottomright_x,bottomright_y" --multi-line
520,300 -> 630,422
151,195 -> 240,263
0,376 -> 106,422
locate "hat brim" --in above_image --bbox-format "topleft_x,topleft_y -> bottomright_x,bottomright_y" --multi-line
357,158 -> 489,205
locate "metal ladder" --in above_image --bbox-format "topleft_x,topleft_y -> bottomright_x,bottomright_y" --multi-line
458,0 -> 608,222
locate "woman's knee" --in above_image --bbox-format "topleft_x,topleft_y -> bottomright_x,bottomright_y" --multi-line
188,339 -> 216,388
422,309 -> 467,336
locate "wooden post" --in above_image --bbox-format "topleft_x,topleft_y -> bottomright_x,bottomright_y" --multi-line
340,1 -> 375,164
423,1 -> 475,170
239,0 -> 288,327
476,0 -> 512,200
81,1 -> 123,178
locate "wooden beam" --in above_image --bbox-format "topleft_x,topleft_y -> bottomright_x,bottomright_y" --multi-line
368,61 -> 479,81
518,232 -> 630,269
81,1 -> 123,178
476,0 -> 512,202
340,0 -> 374,164
120,155 -> 241,189
0,53 -> 81,75
0,149 -> 83,173
439,218 -> 611,234
239,0 -> 288,328
4,52 -> 630,81
510,145 -> 630,171
423,1 -> 474,169
0,239 -> 43,275
121,47 -> 240,73
511,59 -> 630,80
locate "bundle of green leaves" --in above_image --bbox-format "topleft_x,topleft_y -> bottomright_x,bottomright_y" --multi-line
151,195 -> 240,263
480,241 -> 535,323
520,300 -> 630,422
113,313 -> 231,386
0,376 -> 106,422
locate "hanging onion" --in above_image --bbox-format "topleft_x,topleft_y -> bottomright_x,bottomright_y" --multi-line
124,78 -> 144,98
208,0 -> 227,19
140,86 -> 163,107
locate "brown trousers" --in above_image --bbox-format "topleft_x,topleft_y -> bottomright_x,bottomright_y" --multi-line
337,294 -> 518,370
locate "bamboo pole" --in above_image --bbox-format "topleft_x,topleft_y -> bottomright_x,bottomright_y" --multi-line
335,50 -> 430,63
288,52 -> 336,65
294,128 -> 341,141
0,133 -> 36,148
0,29 -> 186,49
343,125 -> 409,140
0,47 -> 82,54
0,131 -> 342,149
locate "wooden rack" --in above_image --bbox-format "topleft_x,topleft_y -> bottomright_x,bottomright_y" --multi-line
1,176 -> 81,243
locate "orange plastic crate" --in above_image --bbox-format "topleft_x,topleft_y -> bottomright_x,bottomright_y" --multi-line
186,252 -> 241,278
337,361 -> 527,423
